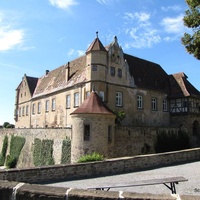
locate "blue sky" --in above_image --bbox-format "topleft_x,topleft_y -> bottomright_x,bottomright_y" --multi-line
0,0 -> 199,125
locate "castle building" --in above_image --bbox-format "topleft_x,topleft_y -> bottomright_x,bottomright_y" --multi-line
14,34 -> 200,161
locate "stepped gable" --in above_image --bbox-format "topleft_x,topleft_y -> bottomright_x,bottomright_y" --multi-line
169,72 -> 200,98
33,55 -> 86,98
71,91 -> 115,115
124,53 -> 170,93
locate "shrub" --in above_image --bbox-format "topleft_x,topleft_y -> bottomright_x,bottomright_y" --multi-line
77,152 -> 104,163
0,136 -> 8,166
155,130 -> 190,153
61,138 -> 71,164
114,111 -> 126,125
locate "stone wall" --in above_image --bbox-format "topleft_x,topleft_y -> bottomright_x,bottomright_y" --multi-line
0,148 -> 200,184
0,128 -> 71,167
0,126 -> 190,167
1,180 -> 193,200
0,149 -> 200,200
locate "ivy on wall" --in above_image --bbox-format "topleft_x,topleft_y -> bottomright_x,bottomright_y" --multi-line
6,135 -> 25,168
33,138 -> 55,166
61,138 -> 71,164
0,135 -> 8,166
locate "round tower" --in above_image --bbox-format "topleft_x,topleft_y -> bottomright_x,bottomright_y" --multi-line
70,91 -> 116,163
85,32 -> 108,82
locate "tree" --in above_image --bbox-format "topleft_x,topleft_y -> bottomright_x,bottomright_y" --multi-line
181,0 -> 200,60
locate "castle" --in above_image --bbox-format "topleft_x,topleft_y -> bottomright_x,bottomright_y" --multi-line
14,33 -> 200,162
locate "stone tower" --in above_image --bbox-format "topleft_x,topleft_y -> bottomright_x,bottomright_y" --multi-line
70,91 -> 116,163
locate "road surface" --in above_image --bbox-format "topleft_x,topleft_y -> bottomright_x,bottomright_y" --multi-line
46,161 -> 200,196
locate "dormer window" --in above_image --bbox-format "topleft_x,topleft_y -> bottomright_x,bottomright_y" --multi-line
110,66 -> 115,76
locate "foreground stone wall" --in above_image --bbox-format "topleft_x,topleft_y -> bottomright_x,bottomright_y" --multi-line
0,148 -> 200,184
1,180 -> 198,200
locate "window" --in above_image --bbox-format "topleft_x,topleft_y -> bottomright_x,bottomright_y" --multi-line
152,98 -> 157,111
19,107 -> 21,117
26,105 -> 29,116
110,66 -> 115,76
163,99 -> 168,112
45,100 -> 49,112
52,98 -> 56,111
116,92 -> 123,106
99,91 -> 104,101
22,106 -> 25,116
137,95 -> 143,109
84,125 -> 90,141
74,92 -> 79,107
92,65 -> 97,71
66,94 -> 71,108
108,125 -> 112,143
38,102 -> 41,114
118,68 -> 122,78
86,91 -> 90,99
32,103 -> 35,115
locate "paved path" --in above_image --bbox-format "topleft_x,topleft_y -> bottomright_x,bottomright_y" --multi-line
46,161 -> 200,196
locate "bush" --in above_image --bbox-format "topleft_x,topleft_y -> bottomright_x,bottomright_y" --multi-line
0,136 -> 8,166
77,152 -> 104,163
155,130 -> 190,153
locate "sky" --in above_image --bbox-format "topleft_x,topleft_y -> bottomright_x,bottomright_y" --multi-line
0,0 -> 199,125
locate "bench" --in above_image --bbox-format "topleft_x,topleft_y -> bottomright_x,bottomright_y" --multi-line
87,176 -> 188,194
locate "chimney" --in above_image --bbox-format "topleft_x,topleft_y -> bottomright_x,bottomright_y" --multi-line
66,62 -> 70,81
46,70 -> 49,75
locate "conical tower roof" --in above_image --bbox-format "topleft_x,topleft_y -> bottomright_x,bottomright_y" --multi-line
86,32 -> 107,53
71,91 -> 115,115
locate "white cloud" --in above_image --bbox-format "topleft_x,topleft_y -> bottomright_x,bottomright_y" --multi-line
67,49 -> 84,57
124,27 -> 161,49
161,15 -> 184,34
123,11 -> 161,48
161,5 -> 182,12
49,0 -> 78,10
0,12 -> 25,51
124,12 -> 150,23
96,0 -> 118,5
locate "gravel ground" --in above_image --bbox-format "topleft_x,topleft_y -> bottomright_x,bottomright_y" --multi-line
46,161 -> 200,196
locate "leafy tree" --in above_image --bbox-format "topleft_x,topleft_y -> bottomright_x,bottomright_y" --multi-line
3,122 -> 9,128
181,0 -> 200,59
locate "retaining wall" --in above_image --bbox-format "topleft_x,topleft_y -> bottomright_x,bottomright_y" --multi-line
0,148 -> 200,184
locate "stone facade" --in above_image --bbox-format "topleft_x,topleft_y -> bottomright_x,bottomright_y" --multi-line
13,34 -> 200,162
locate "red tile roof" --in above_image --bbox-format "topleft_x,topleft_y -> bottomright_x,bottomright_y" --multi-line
71,91 -> 115,115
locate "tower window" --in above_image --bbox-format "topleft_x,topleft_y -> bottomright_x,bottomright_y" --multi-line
92,65 -> 97,71
84,125 -> 90,141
